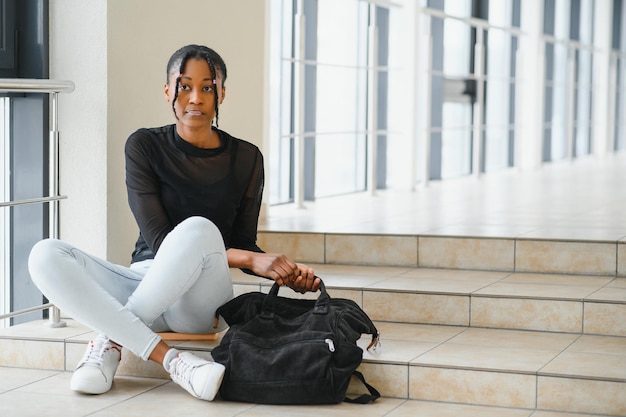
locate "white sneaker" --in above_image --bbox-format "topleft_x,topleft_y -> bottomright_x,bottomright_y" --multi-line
70,335 -> 122,394
168,352 -> 225,401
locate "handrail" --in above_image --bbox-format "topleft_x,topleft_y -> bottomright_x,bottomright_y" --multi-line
0,78 -> 75,94
0,303 -> 53,321
0,78 -> 74,328
0,195 -> 66,207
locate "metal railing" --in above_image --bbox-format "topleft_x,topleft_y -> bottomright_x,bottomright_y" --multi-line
0,78 -> 75,328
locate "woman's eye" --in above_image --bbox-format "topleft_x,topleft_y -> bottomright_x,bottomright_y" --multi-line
178,84 -> 190,91
203,86 -> 214,92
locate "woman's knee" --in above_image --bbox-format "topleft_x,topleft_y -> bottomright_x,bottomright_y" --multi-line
29,239 -> 65,268
157,217 -> 225,262
179,216 -> 219,234
28,239 -> 71,288
176,216 -> 222,246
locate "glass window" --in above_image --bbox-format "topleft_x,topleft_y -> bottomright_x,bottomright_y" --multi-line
573,0 -> 593,156
484,0 -> 517,172
1,1 -> 50,326
435,0 -> 474,179
269,0 -> 390,204
0,97 -> 9,326
543,0 -> 570,161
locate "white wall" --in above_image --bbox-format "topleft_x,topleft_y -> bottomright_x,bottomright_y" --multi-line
49,0 -> 269,264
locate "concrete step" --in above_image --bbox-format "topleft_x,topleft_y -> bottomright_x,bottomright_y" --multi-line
0,319 -> 624,416
0,266 -> 624,415
258,231 -> 626,277
233,265 -> 626,337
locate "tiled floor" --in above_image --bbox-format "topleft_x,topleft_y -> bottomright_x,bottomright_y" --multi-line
1,321 -> 622,417
2,152 -> 625,416
0,366 -> 609,417
260,153 -> 626,241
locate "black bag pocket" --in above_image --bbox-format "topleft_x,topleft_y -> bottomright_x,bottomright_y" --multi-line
219,330 -> 342,404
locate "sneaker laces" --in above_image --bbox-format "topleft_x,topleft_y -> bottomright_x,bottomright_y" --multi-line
171,354 -> 202,396
80,336 -> 120,367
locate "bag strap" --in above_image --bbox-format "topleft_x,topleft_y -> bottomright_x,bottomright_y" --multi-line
262,278 -> 330,316
343,370 -> 381,404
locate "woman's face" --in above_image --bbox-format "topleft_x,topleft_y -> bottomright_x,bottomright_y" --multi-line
164,58 -> 225,128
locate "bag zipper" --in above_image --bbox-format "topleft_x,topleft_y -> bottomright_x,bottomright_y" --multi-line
325,338 -> 335,352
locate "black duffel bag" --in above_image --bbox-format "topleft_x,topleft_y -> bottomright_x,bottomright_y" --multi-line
211,279 -> 380,405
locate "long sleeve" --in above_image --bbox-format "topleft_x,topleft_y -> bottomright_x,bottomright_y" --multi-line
228,143 -> 265,253
125,128 -> 174,255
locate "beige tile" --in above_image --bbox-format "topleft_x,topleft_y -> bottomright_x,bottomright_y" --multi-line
239,396 -> 406,417
0,339 -> 64,370
0,319 -> 91,341
368,277 -> 492,295
519,227 -> 626,242
411,342 -> 559,373
476,273 -> 614,300
369,322 -> 466,343
116,349 -> 173,379
386,400 -> 533,417
230,268 -> 267,285
320,275 -> 390,290
537,376 -> 626,416
0,371 -> 169,417
567,334 -> 626,356
233,283 -> 263,297
271,284 -> 363,304
312,263 -> 410,278
540,351 -> 626,381
364,291 -> 469,325
257,231 -> 325,263
419,237 -> 515,271
608,278 -> 626,289
358,338 -> 438,364
617,241 -> 626,277
354,362 -> 408,399
409,366 -> 536,408
449,328 -> 578,351
14,370 -> 167,398
515,240 -> 616,275
471,297 -> 583,332
325,288 -> 364,306
500,273 -> 613,287
584,302 -> 626,336
326,234 -> 418,267
475,282 -> 601,300
0,367 -> 60,393
64,340 -> 85,371
586,286 -> 626,302
532,412 -> 608,417
313,264 -> 408,288
426,224 -> 537,239
0,390 -> 115,417
86,380 -> 253,417
398,268 -> 509,283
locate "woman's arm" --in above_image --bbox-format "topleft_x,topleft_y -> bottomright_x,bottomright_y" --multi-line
228,142 -> 319,292
125,130 -> 174,253
227,248 -> 320,293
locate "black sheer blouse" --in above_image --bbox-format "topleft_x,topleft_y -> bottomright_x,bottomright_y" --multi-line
125,124 -> 264,263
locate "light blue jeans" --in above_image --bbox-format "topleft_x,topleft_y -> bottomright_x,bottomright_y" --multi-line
28,216 -> 233,360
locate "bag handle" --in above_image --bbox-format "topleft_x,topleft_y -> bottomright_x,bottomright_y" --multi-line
262,277 -> 330,317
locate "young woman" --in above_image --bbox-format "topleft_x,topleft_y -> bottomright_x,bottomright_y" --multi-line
28,44 -> 320,401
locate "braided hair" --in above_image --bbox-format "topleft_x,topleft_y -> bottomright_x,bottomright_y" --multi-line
166,45 -> 227,127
